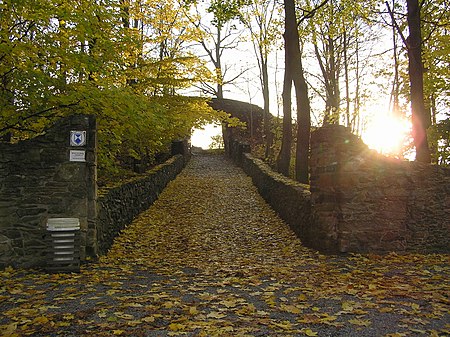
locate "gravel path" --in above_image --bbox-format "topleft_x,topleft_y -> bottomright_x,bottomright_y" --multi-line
1,153 -> 449,337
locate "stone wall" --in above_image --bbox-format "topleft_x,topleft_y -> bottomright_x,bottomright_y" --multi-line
0,116 -> 189,269
310,125 -> 450,254
208,98 -> 265,157
229,127 -> 450,254
239,151 -> 313,244
0,115 -> 97,268
96,155 -> 186,255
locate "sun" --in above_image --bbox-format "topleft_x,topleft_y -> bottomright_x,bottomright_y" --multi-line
361,112 -> 411,156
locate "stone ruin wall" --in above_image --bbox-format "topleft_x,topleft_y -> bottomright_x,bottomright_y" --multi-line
0,115 -> 97,268
310,125 -> 449,254
0,116 -> 190,269
230,125 -> 449,254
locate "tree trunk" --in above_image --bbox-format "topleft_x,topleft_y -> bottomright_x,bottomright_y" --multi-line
327,35 -> 340,124
344,30 -> 351,128
261,57 -> 273,160
282,0 -> 311,183
391,1 -> 400,117
216,26 -> 224,99
120,0 -> 130,28
294,70 -> 311,184
406,0 -> 431,163
277,52 -> 292,176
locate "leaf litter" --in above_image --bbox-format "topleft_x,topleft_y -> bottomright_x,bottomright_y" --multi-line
1,153 -> 449,336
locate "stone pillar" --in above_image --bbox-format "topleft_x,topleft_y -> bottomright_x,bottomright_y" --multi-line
310,125 -> 366,253
0,114 -> 97,268
49,114 -> 98,260
171,138 -> 191,164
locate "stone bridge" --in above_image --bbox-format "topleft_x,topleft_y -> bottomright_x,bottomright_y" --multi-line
0,111 -> 449,269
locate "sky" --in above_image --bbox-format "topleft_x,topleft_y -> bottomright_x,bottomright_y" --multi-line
191,123 -> 222,149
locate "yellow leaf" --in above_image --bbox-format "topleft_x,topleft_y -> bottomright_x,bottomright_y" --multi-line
236,304 -> 256,315
319,314 -> 338,323
98,311 -> 108,318
408,329 -> 427,334
55,322 -> 71,327
32,316 -> 49,325
168,323 -> 185,331
280,304 -> 302,314
341,301 -> 354,312
302,328 -> 318,336
163,301 -> 175,309
126,302 -> 143,308
348,318 -> 371,327
114,312 -> 134,320
221,299 -> 238,308
206,311 -> 227,319
298,294 -> 307,301
142,316 -> 156,323
411,303 -> 420,311
189,306 -> 199,315
1,322 -> 17,335
112,330 -> 125,335
107,316 -> 118,322
271,321 -> 293,330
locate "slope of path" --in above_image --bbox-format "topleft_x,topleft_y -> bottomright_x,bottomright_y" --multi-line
0,153 -> 449,337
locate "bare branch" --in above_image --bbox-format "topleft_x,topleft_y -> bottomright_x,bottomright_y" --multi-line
385,1 -> 409,48
298,0 -> 329,25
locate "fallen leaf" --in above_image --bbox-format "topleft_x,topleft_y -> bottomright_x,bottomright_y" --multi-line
301,328 -> 318,336
112,330 -> 125,335
348,318 -> 371,327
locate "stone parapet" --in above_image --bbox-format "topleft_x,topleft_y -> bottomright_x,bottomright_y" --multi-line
239,153 -> 313,247
96,155 -> 186,255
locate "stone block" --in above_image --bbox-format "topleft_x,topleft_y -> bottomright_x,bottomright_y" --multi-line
16,207 -> 47,218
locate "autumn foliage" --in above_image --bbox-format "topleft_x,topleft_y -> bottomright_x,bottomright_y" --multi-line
0,0 -> 236,181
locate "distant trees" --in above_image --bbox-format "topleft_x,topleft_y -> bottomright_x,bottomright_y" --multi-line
275,0 -> 449,180
386,0 -> 449,164
239,0 -> 283,160
184,0 -> 246,99
303,0 -> 378,131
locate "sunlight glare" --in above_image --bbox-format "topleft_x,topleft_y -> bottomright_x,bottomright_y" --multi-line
191,123 -> 222,149
362,112 -> 410,156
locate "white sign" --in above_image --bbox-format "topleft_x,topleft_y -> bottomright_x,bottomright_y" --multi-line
70,131 -> 86,146
69,150 -> 86,162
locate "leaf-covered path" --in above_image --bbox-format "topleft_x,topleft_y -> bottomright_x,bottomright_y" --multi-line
1,153 -> 449,337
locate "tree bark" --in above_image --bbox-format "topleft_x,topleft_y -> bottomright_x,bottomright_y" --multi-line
261,54 -> 273,159
406,0 -> 431,163
277,48 -> 292,176
279,0 -> 311,183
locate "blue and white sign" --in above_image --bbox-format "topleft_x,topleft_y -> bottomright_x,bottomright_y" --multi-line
70,131 -> 86,146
